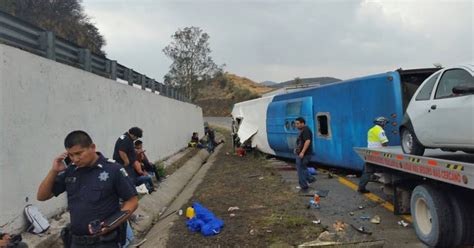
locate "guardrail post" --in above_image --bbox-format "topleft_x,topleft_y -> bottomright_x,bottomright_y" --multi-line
79,49 -> 91,71
125,68 -> 133,86
150,79 -> 156,93
165,85 -> 170,97
159,84 -> 164,95
106,60 -> 117,80
140,75 -> 146,90
40,31 -> 56,60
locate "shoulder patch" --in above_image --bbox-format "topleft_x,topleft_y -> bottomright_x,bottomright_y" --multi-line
107,158 -> 116,163
120,168 -> 128,177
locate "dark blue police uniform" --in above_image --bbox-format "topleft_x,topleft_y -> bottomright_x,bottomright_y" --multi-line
112,133 -> 137,179
52,153 -> 137,247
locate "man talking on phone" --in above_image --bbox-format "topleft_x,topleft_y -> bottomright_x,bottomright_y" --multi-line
37,130 -> 138,248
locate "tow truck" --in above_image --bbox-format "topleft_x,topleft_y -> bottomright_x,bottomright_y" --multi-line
355,147 -> 474,247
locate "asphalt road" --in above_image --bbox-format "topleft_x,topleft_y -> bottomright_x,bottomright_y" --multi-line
204,116 -> 232,130
271,158 -> 427,248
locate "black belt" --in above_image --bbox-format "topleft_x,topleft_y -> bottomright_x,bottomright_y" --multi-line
71,230 -> 118,245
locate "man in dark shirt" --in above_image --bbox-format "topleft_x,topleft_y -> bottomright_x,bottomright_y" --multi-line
37,130 -> 138,248
295,117 -> 315,192
113,127 -> 143,178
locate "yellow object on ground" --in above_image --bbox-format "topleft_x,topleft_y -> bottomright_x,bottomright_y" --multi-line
186,207 -> 195,219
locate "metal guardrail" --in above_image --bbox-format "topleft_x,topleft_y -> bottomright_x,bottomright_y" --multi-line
0,10 -> 187,102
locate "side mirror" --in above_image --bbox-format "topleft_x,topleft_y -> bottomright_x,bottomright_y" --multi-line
452,85 -> 474,95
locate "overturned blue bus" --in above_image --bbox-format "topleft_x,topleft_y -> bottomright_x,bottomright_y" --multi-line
231,68 -> 439,171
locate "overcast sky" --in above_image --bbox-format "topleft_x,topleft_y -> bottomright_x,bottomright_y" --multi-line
82,0 -> 473,83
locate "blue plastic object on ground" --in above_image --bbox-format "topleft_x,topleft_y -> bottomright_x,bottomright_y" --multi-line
308,167 -> 317,175
186,202 -> 224,236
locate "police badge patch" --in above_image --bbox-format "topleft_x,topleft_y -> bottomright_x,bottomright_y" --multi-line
98,171 -> 109,182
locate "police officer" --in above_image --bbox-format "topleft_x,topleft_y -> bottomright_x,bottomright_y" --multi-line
37,131 -> 138,248
113,127 -> 143,178
358,116 -> 389,193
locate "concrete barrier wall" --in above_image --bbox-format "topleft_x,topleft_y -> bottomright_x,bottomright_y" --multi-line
0,44 -> 204,232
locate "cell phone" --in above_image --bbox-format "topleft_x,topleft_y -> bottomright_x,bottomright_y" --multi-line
103,210 -> 129,228
89,219 -> 102,234
63,157 -> 72,167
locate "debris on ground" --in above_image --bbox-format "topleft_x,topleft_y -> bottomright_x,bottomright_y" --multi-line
249,229 -> 255,235
333,220 -> 346,232
312,220 -> 321,224
358,205 -> 364,209
317,231 -> 338,242
350,224 -> 373,235
258,176 -> 264,180
360,216 -> 370,221
349,212 -> 354,216
228,206 -> 240,212
370,215 -> 381,224
186,202 -> 224,237
230,213 -> 236,217
398,220 -> 409,227
307,167 -> 317,175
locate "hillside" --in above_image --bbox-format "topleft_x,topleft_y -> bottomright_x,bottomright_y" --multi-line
274,77 -> 341,88
194,73 -> 273,116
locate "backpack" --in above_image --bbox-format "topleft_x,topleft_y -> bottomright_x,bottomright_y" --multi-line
24,204 -> 50,234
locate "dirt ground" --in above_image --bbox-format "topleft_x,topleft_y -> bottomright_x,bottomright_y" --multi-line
166,132 -> 325,247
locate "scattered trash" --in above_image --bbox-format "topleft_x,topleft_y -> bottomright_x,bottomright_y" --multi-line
315,190 -> 329,197
317,231 -> 338,242
236,147 -> 246,157
360,216 -> 370,221
358,205 -> 364,209
186,207 -> 195,219
249,229 -> 255,235
229,213 -> 236,217
308,167 -> 318,175
333,220 -> 346,232
186,202 -> 224,236
258,177 -> 264,180
349,212 -> 354,216
398,220 -> 409,227
347,174 -> 357,178
178,209 -> 183,216
370,215 -> 381,224
296,186 -> 301,189
228,206 -> 240,212
350,224 -> 372,235
225,152 -> 230,155
266,230 -> 272,233
312,220 -> 321,224
311,194 -> 321,209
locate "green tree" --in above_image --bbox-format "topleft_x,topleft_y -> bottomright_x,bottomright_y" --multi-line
0,0 -> 106,55
293,77 -> 304,87
163,26 -> 220,101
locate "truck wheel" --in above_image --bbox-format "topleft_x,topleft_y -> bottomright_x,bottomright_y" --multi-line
401,128 -> 425,156
410,184 -> 455,247
448,193 -> 474,245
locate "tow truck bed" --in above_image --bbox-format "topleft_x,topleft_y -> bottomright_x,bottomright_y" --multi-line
355,146 -> 474,190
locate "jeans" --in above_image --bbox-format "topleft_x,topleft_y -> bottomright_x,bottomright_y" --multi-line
122,221 -> 134,247
358,163 -> 374,190
296,155 -> 312,189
